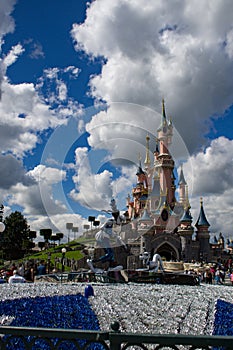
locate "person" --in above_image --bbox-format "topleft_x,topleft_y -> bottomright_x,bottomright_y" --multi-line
8,270 -> 26,284
37,260 -> 46,275
214,268 -> 222,285
230,272 -> 233,286
24,262 -> 35,282
18,263 -> 25,277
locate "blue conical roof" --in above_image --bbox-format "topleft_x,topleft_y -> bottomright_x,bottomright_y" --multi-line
180,208 -> 192,222
195,199 -> 210,227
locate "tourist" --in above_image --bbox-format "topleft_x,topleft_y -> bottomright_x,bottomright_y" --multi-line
214,268 -> 222,285
18,263 -> 25,277
8,270 -> 26,284
230,272 -> 233,286
24,262 -> 35,282
37,260 -> 46,275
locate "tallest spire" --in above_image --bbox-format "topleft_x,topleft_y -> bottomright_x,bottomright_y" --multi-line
162,98 -> 167,120
157,98 -> 168,133
144,134 -> 151,166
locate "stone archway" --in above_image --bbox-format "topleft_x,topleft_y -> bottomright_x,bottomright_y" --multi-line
156,243 -> 179,261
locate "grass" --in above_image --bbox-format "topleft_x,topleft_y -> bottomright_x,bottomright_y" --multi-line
2,236 -> 97,272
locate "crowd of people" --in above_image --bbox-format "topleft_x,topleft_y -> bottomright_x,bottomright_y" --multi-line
185,258 -> 233,285
0,260 -> 47,284
1,257 -> 233,285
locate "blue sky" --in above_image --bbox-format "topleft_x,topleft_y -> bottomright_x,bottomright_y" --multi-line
0,0 -> 233,242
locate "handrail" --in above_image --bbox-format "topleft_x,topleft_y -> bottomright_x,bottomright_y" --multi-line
0,323 -> 232,349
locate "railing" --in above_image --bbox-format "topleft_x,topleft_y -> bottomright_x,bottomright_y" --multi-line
0,321 -> 232,349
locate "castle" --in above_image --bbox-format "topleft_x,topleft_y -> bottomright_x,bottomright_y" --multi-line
121,100 -> 212,263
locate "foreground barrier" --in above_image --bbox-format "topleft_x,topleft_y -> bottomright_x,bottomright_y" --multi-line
0,321 -> 232,349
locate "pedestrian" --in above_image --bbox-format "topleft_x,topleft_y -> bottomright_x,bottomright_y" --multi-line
230,272 -> 233,286
24,263 -> 34,282
37,260 -> 46,275
214,268 -> 221,285
18,263 -> 25,277
8,270 -> 26,284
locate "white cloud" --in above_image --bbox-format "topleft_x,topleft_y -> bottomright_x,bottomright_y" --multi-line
72,0 -> 233,154
2,44 -> 24,68
70,147 -> 113,210
0,0 -> 15,41
182,137 -> 233,235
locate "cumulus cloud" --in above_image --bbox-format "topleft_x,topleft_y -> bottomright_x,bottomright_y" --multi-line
0,0 -> 16,95
72,0 -> 233,154
70,147 -> 113,210
181,137 -> 233,235
0,154 -> 34,189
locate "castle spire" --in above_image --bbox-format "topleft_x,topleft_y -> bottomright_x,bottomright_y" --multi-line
144,134 -> 151,166
195,197 -> 210,227
178,164 -> 187,185
136,153 -> 145,175
162,98 -> 166,120
157,98 -> 168,133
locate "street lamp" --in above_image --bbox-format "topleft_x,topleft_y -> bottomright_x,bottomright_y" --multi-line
61,247 -> 67,272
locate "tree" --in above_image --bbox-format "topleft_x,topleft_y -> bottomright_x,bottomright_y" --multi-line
1,211 -> 31,260
40,228 -> 52,242
56,232 -> 64,244
38,241 -> 45,251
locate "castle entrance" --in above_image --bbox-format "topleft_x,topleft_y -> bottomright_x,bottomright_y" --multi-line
156,243 -> 178,261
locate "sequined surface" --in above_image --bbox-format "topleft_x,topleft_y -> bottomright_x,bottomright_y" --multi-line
0,282 -> 232,336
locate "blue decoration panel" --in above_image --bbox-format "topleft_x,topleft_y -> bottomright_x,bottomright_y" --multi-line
0,294 -> 102,349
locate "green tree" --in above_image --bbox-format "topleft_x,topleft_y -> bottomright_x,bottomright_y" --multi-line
40,229 -> 52,243
1,211 -> 31,260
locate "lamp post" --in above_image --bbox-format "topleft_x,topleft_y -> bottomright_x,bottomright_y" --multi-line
61,247 -> 67,273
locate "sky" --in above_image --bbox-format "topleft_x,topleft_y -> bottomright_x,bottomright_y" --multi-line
0,0 -> 233,243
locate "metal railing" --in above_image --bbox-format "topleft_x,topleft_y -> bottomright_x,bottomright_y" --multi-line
0,321 -> 232,349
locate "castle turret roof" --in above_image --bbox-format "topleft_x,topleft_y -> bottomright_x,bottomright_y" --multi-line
178,165 -> 186,185
136,159 -> 145,176
195,198 -> 210,227
180,208 -> 192,222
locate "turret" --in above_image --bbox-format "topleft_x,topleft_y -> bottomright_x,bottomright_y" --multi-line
195,198 -> 210,261
178,206 -> 194,262
178,164 -> 187,207
144,134 -> 151,168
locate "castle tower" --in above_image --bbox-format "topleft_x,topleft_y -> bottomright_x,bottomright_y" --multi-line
132,157 -> 149,216
155,99 -> 176,208
195,198 -> 211,261
178,205 -> 194,262
144,134 -> 153,192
